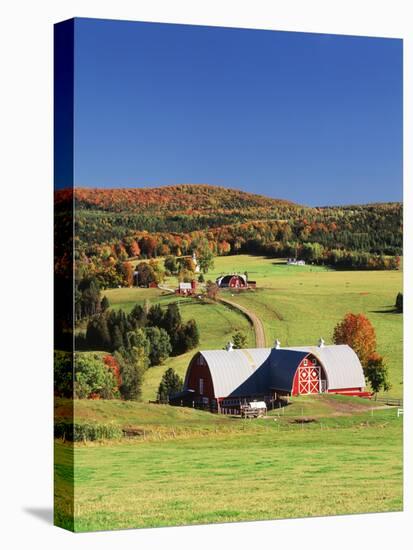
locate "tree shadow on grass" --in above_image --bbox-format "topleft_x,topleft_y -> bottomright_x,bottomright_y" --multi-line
369,306 -> 401,315
23,507 -> 53,525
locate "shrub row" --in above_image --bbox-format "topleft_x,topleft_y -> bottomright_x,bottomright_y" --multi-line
54,421 -> 123,442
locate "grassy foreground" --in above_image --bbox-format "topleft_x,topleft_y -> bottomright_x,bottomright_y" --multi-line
59,256 -> 403,531
55,406 -> 402,531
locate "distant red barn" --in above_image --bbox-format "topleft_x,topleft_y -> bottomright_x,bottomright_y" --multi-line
216,274 -> 256,289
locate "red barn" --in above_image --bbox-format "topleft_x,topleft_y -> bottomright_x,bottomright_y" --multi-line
177,341 -> 368,412
176,280 -> 197,296
216,274 -> 248,289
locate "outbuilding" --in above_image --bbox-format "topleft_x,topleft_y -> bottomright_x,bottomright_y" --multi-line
176,280 -> 197,296
180,340 -> 368,413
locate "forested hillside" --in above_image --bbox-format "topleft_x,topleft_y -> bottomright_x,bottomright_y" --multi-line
55,184 -> 402,289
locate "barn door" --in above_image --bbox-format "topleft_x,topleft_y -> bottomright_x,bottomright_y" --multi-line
298,363 -> 320,394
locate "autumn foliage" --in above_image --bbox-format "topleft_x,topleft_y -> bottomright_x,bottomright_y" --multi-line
333,313 -> 377,368
103,354 -> 122,387
332,312 -> 392,395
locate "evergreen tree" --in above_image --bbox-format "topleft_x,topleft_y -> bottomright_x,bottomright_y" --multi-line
86,315 -> 111,350
77,276 -> 102,318
115,347 -> 147,401
100,295 -> 110,312
232,330 -> 247,349
174,319 -> 200,355
143,298 -> 151,315
158,368 -> 183,402
163,303 -> 182,335
147,304 -> 164,327
183,319 -> 200,350
130,304 -> 147,327
144,327 -> 172,366
364,353 -> 391,396
111,325 -> 124,351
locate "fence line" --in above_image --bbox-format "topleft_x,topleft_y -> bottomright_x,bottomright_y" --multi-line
373,397 -> 403,407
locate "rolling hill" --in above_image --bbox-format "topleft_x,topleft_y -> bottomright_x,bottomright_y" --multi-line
71,184 -> 299,214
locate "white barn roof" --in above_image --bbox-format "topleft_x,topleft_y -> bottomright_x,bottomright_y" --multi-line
198,348 -> 272,398
186,344 -> 365,397
179,282 -> 192,290
285,345 -> 366,390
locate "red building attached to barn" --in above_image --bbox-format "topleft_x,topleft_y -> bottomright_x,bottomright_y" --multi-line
174,341 -> 368,412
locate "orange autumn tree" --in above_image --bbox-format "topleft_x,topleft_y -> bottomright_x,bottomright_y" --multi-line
332,312 -> 376,368
103,354 -> 122,389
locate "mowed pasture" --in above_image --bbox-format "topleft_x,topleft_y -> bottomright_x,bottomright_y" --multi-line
103,255 -> 403,399
210,256 -> 403,397
61,256 -> 403,531
56,406 -> 402,531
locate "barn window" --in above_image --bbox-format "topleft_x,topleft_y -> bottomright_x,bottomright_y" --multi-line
199,378 -> 204,395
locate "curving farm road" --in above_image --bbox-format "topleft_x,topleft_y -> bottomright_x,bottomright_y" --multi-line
217,296 -> 267,348
158,283 -> 267,348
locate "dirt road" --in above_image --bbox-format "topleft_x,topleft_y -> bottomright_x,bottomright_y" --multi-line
217,296 -> 267,347
158,283 -> 267,347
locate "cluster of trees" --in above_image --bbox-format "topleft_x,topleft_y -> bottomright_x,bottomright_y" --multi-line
72,183 -> 293,210
75,276 -> 110,321
74,248 -> 137,290
333,313 -> 391,395
232,331 -> 248,349
272,243 -> 400,270
80,302 -> 199,366
164,245 -> 214,277
54,349 -> 145,401
72,185 -> 401,259
76,214 -> 402,271
134,260 -> 165,287
74,246 -> 215,293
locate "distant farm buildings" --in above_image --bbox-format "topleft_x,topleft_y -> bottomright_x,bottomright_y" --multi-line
287,258 -> 306,266
172,340 -> 368,413
176,280 -> 197,296
216,273 -> 256,290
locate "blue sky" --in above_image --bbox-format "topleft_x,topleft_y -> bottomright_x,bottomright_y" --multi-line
72,18 -> 402,206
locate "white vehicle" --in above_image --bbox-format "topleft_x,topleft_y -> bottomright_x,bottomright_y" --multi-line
240,401 -> 267,418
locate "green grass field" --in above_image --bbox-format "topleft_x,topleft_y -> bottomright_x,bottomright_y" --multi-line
57,393 -> 376,433
55,405 -> 402,531
60,255 -> 403,531
210,259 -> 403,397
